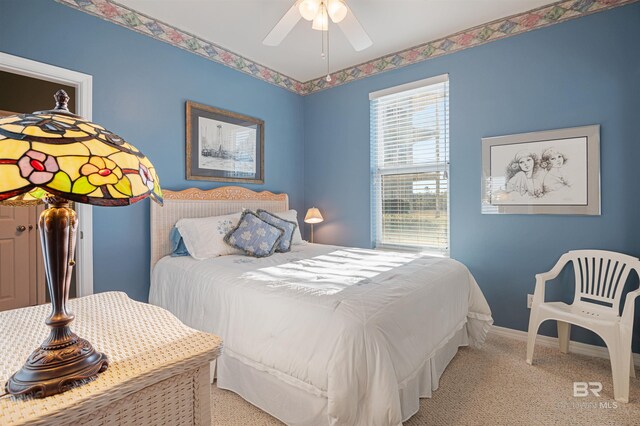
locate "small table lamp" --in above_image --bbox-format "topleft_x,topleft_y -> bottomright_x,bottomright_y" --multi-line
304,207 -> 323,243
0,90 -> 163,398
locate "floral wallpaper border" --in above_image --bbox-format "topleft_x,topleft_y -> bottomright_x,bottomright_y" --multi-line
57,0 -> 637,95
306,0 -> 638,93
56,0 -> 306,94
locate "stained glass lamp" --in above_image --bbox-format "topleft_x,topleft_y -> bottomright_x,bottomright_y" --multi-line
0,90 -> 162,398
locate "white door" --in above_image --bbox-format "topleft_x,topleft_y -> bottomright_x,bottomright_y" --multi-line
0,52 -> 94,298
0,205 -> 35,311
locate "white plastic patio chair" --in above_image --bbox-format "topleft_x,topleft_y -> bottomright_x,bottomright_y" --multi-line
526,249 -> 640,403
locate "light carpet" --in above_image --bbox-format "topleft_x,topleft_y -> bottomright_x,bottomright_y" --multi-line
210,334 -> 639,425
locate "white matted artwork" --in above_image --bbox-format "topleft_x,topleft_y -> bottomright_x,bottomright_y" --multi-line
186,101 -> 264,184
482,125 -> 600,215
198,117 -> 256,174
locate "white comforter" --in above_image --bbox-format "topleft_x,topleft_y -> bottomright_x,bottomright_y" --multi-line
150,243 -> 492,425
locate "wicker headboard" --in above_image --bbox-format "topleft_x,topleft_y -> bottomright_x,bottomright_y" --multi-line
150,186 -> 289,268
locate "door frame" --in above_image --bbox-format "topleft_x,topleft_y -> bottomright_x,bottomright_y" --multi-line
0,52 -> 94,297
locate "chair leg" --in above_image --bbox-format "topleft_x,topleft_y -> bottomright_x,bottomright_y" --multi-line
557,321 -> 571,354
526,310 -> 541,365
630,355 -> 636,379
608,336 -> 631,403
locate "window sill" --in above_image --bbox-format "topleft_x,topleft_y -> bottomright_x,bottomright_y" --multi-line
374,244 -> 449,258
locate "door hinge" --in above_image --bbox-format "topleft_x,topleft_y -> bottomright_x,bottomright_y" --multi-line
80,231 -> 84,240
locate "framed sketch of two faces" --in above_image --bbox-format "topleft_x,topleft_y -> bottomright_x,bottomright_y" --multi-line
481,125 -> 600,215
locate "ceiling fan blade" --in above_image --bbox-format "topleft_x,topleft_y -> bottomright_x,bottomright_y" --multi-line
337,6 -> 372,51
263,1 -> 303,46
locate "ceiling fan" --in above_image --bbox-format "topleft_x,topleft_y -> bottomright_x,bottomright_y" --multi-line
263,0 -> 373,52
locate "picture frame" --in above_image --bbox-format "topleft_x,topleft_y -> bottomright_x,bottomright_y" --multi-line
186,101 -> 264,183
481,125 -> 600,215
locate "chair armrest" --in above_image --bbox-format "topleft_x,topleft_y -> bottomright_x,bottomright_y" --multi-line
535,253 -> 572,283
532,253 -> 572,305
621,288 -> 640,329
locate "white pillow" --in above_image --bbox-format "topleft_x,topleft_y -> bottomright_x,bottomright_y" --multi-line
273,210 -> 304,244
175,212 -> 242,260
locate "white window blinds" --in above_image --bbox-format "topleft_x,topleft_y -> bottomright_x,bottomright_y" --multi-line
370,75 -> 449,254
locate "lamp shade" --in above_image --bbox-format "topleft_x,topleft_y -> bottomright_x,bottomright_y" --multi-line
0,90 -> 162,207
327,0 -> 347,23
304,207 -> 324,224
299,0 -> 320,21
311,7 -> 329,31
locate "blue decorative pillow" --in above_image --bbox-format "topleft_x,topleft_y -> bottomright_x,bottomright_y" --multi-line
170,226 -> 189,257
224,211 -> 285,258
256,209 -> 298,253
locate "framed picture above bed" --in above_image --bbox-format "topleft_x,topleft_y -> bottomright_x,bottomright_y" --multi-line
186,101 -> 264,183
481,125 -> 600,215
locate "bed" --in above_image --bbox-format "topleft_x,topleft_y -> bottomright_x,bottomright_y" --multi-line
148,187 -> 493,425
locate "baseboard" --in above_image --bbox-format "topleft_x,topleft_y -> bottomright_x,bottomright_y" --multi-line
489,325 -> 640,367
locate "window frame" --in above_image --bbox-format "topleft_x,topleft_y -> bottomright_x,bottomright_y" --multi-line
369,74 -> 450,256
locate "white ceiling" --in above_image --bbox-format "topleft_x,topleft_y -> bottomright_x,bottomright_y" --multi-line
119,0 -> 557,82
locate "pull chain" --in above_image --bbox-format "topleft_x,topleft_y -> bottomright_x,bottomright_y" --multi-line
325,4 -> 331,83
321,2 -> 325,60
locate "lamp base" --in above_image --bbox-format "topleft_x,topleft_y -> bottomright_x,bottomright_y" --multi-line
5,196 -> 108,398
6,330 -> 108,398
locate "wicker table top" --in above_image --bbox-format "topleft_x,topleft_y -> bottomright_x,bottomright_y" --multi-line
0,292 -> 222,425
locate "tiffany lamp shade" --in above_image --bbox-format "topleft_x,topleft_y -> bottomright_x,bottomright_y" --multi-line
0,90 -> 162,398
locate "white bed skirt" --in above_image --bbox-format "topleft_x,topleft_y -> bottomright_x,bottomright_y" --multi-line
216,323 -> 470,425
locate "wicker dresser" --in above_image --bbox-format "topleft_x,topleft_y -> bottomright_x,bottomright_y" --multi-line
0,292 -> 222,426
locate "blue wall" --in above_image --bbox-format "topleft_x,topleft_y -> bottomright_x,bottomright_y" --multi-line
303,4 -> 640,351
0,0 -> 305,302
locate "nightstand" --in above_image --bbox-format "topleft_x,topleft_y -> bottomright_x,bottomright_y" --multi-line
0,292 -> 222,425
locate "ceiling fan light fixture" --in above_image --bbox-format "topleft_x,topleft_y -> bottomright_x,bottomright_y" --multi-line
326,0 -> 347,23
299,0 -> 321,21
311,7 -> 329,31
263,0 -> 372,52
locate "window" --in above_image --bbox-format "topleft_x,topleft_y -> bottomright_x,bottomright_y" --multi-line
370,75 -> 449,255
